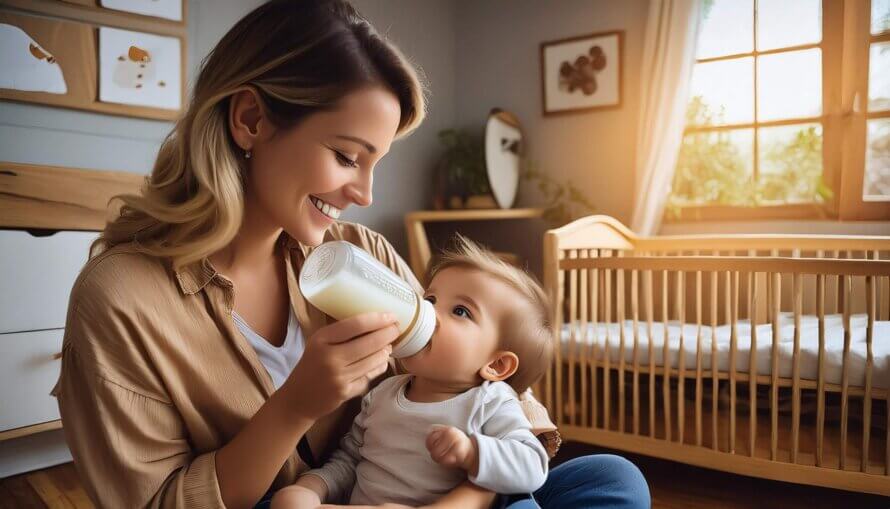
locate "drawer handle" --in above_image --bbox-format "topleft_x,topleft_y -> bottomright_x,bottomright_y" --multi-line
52,352 -> 63,360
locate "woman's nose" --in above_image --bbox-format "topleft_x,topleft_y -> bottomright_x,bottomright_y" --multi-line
346,171 -> 373,207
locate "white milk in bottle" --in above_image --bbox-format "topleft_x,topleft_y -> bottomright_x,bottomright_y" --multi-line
299,240 -> 435,358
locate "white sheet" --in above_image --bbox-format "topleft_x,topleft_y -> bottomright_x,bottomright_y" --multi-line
559,313 -> 890,389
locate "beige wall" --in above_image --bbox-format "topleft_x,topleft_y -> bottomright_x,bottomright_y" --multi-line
454,0 -> 650,226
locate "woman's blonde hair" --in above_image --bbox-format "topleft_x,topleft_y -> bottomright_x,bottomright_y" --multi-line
424,234 -> 554,393
93,0 -> 426,268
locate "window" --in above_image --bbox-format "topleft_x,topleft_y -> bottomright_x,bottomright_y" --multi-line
667,0 -> 890,221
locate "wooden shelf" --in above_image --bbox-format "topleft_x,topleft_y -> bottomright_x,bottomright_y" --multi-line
404,207 -> 545,278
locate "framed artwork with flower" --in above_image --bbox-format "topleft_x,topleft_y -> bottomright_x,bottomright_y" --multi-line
540,30 -> 623,116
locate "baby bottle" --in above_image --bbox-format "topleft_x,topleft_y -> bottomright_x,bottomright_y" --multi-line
299,240 -> 435,358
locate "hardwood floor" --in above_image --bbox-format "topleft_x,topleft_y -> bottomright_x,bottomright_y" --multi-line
1,442 -> 888,508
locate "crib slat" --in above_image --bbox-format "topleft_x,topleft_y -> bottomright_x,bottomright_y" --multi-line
834,250 -> 841,314
590,260 -> 596,428
816,274 -> 826,467
646,269 -> 656,438
729,271 -> 739,455
710,270 -> 718,450
677,270 -> 686,445
663,270 -> 672,441
770,272 -> 780,461
604,265 -> 612,430
840,275 -> 851,470
791,273 -> 802,463
695,269 -> 704,447
631,269 -> 640,435
617,267 -> 626,433
863,274 -> 875,473
555,251 -> 565,426
580,250 -> 589,428
748,270 -> 758,457
568,250 -> 578,426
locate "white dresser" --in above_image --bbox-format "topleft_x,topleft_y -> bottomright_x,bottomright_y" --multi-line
0,229 -> 99,477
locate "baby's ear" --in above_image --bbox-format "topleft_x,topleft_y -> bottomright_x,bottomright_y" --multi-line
479,351 -> 519,382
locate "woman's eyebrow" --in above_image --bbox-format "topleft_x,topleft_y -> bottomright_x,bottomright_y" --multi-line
335,134 -> 377,154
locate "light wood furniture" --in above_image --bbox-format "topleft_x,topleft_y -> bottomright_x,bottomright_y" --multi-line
0,162 -> 141,471
540,214 -> 890,496
404,208 -> 544,279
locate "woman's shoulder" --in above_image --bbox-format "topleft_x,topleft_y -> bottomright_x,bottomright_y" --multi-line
70,242 -> 172,311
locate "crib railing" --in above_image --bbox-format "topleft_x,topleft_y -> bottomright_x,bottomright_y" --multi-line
541,223 -> 890,495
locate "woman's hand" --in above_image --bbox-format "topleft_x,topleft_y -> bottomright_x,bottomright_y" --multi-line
281,312 -> 400,421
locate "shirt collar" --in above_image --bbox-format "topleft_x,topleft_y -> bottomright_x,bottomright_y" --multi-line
173,231 -> 311,295
174,257 -> 217,295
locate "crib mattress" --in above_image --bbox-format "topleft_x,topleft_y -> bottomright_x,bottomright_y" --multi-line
559,313 -> 890,389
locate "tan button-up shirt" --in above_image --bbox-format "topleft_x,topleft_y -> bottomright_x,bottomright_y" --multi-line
52,221 -> 557,509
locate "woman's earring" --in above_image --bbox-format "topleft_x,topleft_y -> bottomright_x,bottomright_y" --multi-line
244,149 -> 252,159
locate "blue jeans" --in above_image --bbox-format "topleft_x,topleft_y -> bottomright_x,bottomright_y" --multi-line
498,454 -> 650,509
255,454 -> 649,508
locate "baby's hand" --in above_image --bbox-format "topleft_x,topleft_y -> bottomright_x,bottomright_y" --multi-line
425,425 -> 478,475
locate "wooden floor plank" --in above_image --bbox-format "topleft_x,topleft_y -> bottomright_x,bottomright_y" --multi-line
3,448 -> 889,509
25,471 -> 75,509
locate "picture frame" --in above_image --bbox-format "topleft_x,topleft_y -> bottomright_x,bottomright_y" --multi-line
0,2 -> 186,120
540,30 -> 623,116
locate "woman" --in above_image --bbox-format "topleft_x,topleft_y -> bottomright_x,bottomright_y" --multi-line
53,1 -> 649,508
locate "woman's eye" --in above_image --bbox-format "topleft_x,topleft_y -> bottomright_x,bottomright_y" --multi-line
334,150 -> 358,168
452,305 -> 471,319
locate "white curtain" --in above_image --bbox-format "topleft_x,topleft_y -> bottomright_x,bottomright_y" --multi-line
630,0 -> 702,235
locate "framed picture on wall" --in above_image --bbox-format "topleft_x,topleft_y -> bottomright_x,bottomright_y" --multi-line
100,0 -> 184,22
98,26 -> 182,111
540,30 -> 623,116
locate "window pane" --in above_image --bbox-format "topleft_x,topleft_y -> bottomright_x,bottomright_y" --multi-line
670,129 -> 754,206
688,58 -> 754,125
873,0 -> 890,35
757,123 -> 824,204
864,119 -> 890,201
757,0 -> 821,51
869,42 -> 890,112
757,49 -> 822,121
697,0 -> 753,59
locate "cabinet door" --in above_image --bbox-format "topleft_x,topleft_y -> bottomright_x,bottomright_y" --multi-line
0,229 -> 98,334
0,328 -> 64,432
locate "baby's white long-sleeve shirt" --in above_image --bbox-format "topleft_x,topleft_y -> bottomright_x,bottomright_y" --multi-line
304,374 -> 549,506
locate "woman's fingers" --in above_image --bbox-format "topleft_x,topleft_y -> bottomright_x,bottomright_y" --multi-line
335,321 -> 400,363
344,342 -> 392,380
319,312 -> 398,345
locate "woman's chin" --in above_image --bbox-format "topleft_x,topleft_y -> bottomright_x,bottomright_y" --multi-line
283,224 -> 329,247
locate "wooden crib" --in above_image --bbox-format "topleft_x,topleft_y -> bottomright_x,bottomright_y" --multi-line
537,215 -> 890,496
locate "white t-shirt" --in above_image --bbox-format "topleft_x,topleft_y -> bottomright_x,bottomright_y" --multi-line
306,374 -> 549,506
233,307 -> 304,390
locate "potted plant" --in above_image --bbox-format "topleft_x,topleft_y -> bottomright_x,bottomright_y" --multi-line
432,128 -> 496,209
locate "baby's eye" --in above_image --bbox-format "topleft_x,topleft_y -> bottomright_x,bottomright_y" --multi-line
452,305 -> 472,319
423,295 -> 436,304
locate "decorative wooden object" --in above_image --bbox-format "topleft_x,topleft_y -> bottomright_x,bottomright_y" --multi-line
542,214 -> 890,496
0,161 -> 144,230
404,208 -> 544,278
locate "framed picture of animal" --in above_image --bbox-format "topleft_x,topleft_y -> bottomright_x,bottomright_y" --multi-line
540,30 -> 623,116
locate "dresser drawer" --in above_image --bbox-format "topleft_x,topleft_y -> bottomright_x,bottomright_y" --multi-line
0,229 -> 98,334
0,329 -> 64,433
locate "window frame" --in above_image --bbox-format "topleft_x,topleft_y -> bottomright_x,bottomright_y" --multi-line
667,0 -> 889,223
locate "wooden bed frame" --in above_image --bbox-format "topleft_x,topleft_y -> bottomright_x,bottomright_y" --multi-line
538,215 -> 890,496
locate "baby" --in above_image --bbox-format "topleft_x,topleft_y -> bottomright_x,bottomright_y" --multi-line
272,234 -> 554,508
